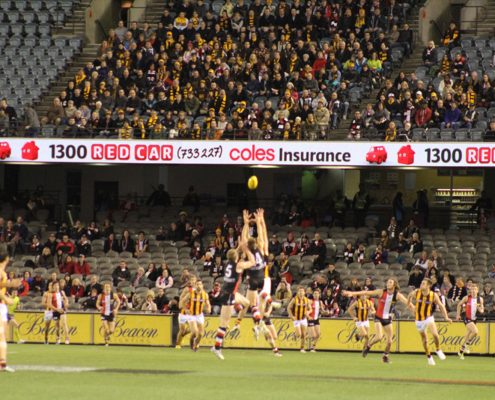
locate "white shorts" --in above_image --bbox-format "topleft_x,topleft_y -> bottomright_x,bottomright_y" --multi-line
293,319 -> 308,328
189,314 -> 205,325
415,316 -> 435,332
178,313 -> 191,325
0,304 -> 8,323
260,277 -> 271,298
356,320 -> 370,329
44,310 -> 53,322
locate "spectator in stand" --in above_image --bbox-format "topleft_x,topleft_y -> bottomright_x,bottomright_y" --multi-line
59,255 -> 77,275
422,40 -> 437,69
70,278 -> 85,302
408,265 -> 425,289
74,255 -> 91,278
155,288 -> 169,313
77,234 -> 92,257
343,242 -> 355,264
81,288 -> 99,310
274,281 -> 292,309
56,234 -> 75,255
210,255 -> 224,280
482,283 -> 494,310
134,231 -> 149,257
371,244 -> 388,265
354,243 -> 366,264
31,272 -> 46,294
112,260 -> 131,287
268,234 -> 282,257
85,275 -> 102,296
447,277 -> 468,307
104,232 -> 120,253
141,290 -> 158,313
131,267 -> 146,289
326,263 -> 341,283
442,22 -> 460,49
408,232 -> 423,254
155,269 -> 174,289
209,281 -> 223,315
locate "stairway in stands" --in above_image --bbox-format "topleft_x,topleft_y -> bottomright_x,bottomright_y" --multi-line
136,0 -> 167,25
333,4 -> 422,140
473,0 -> 495,37
35,0 -> 100,120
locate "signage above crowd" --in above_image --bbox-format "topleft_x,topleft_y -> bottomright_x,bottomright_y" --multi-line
1,139 -> 495,167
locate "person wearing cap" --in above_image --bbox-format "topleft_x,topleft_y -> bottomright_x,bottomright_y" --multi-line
385,92 -> 401,119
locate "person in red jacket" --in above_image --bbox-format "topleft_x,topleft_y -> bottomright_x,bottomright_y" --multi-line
56,234 -> 75,255
59,255 -> 76,275
74,255 -> 91,278
69,278 -> 85,302
415,101 -> 432,128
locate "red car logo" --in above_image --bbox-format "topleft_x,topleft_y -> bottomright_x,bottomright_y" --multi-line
398,145 -> 415,165
0,142 -> 11,159
366,146 -> 388,164
22,141 -> 39,161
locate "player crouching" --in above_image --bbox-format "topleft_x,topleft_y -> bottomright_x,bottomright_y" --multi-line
96,283 -> 121,346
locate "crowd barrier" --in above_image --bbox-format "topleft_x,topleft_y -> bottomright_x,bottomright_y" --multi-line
7,312 -> 495,354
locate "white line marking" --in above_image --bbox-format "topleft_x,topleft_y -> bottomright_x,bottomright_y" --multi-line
13,365 -> 98,373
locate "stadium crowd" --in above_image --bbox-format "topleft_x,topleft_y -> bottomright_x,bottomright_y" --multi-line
38,0 -> 417,140
3,187 -> 495,320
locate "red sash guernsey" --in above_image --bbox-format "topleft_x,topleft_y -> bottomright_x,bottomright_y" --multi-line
375,290 -> 397,319
465,295 -> 478,320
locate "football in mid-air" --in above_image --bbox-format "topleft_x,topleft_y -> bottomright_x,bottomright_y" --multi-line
247,175 -> 258,190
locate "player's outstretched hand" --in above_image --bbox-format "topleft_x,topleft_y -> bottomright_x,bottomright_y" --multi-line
243,209 -> 250,224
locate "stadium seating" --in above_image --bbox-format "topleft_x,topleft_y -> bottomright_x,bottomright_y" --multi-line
0,0 -> 82,116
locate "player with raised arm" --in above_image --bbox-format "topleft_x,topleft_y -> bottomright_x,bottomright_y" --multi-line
176,275 -> 197,349
233,210 -> 268,339
457,283 -> 484,359
96,283 -> 121,346
347,294 -> 375,351
408,278 -> 451,365
288,286 -> 312,353
307,288 -> 325,352
343,278 -> 410,363
211,240 -> 253,360
0,248 -> 21,372
180,279 -> 211,351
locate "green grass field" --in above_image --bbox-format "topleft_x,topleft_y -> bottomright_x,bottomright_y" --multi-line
2,344 -> 495,400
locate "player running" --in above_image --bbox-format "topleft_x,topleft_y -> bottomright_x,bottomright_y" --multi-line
0,248 -> 21,372
347,295 -> 375,351
408,278 -> 451,365
288,286 -> 312,353
176,275 -> 197,349
307,288 -> 325,352
457,283 -> 484,359
7,289 -> 25,344
211,240 -> 254,360
260,296 -> 282,357
180,279 -> 211,351
43,281 -> 69,345
96,283 -> 121,346
343,278 -> 409,363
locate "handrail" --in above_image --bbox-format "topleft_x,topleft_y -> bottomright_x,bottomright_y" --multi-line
460,5 -> 487,36
429,19 -> 444,39
95,19 -> 107,40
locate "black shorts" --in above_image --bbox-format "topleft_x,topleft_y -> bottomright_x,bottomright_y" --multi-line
7,314 -> 13,322
101,314 -> 115,322
308,319 -> 320,327
464,318 -> 476,325
375,317 -> 392,326
220,292 -> 236,306
263,317 -> 272,326
53,311 -> 61,321
247,273 -> 264,291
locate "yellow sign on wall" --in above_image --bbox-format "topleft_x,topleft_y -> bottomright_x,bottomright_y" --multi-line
201,317 -> 396,352
12,312 -> 92,344
93,314 -> 172,346
398,321 -> 489,354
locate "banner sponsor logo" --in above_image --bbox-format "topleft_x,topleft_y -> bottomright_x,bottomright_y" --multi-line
2,139 -> 495,166
93,314 -> 171,346
13,313 -> 92,344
